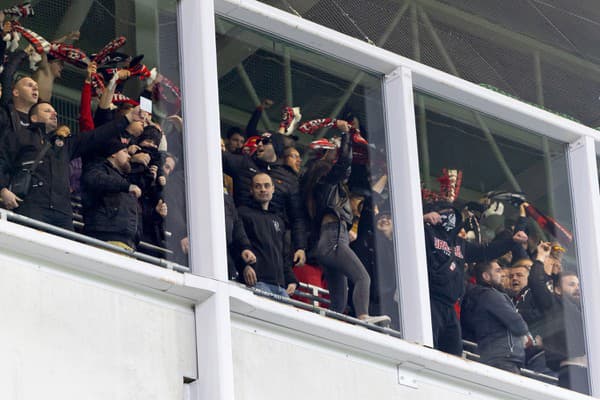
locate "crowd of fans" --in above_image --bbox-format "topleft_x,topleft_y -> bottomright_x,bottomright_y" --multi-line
222,97 -> 588,394
0,3 -> 588,395
0,6 -> 188,265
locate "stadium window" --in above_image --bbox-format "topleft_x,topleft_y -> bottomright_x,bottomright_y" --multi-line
415,90 -> 589,394
0,0 -> 188,269
217,16 -> 403,333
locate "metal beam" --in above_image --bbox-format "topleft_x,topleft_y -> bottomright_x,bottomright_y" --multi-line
415,0 -> 600,83
284,47 -> 293,106
533,51 -> 557,214
419,6 -> 522,192
316,0 -> 412,137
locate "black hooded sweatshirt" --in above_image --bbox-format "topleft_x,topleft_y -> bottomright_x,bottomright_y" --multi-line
237,201 -> 298,288
424,204 -> 518,305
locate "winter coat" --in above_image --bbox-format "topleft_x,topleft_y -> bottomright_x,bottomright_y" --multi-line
461,283 -> 528,366
81,159 -> 139,247
222,151 -> 306,251
0,116 -> 129,219
237,201 -> 298,288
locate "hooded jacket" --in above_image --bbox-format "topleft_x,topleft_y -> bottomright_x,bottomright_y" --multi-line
461,283 -> 528,366
222,151 -> 306,251
424,204 -> 518,305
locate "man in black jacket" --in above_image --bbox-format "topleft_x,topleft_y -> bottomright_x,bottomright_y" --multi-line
222,131 -> 306,267
423,202 -> 528,355
81,141 -> 141,249
0,101 -> 143,230
529,242 -> 588,395
237,173 -> 298,297
461,260 -> 529,373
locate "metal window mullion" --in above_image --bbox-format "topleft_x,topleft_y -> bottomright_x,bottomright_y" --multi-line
384,67 -> 433,346
179,1 -> 235,400
567,135 -> 600,396
179,0 -> 228,280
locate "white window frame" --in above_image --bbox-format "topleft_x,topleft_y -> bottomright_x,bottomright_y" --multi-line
179,0 -> 600,396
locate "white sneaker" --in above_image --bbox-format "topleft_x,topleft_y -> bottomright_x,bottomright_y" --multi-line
362,315 -> 391,328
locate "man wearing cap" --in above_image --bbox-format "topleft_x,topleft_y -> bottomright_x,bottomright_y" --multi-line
0,101 -> 143,230
222,130 -> 306,267
81,140 -> 141,250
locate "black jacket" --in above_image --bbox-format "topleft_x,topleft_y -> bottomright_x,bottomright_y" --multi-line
162,169 -> 188,265
0,116 -> 129,219
237,202 -> 298,288
513,285 -> 545,338
529,260 -> 586,370
225,192 -> 251,278
461,283 -> 528,365
81,159 -> 139,247
424,215 -> 517,305
309,132 -> 353,230
222,151 -> 306,251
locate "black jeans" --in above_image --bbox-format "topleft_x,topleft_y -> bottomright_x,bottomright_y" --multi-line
430,298 -> 463,356
315,222 -> 370,316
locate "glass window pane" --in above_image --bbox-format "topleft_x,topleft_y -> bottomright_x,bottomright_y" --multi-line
217,16 -> 402,332
0,0 -> 188,268
416,90 -> 588,394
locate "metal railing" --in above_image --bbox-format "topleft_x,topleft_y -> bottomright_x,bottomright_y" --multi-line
251,281 -> 560,385
0,208 -> 190,273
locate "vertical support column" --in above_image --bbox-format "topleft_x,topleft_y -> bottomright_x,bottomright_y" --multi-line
191,290 -> 235,400
567,135 -> 600,396
179,3 -> 235,399
178,0 -> 228,280
134,0 -> 159,70
383,67 -> 433,346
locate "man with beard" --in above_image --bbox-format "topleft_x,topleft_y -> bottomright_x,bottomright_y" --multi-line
529,242 -> 588,394
225,127 -> 246,154
0,102 -> 141,230
461,260 -> 530,373
81,141 -> 142,250
423,201 -> 528,356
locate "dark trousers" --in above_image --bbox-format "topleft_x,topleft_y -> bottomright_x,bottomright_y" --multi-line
430,298 -> 463,356
315,222 -> 370,316
559,365 -> 589,395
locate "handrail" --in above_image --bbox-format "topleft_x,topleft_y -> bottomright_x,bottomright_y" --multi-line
257,281 -> 560,384
0,208 -> 190,273
246,285 -> 403,338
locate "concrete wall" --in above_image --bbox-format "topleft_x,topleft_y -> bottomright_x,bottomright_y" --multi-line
0,249 -> 196,400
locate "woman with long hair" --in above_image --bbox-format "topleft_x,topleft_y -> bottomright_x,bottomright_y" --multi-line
302,120 -> 390,326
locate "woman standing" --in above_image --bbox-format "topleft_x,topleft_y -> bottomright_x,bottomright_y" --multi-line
302,120 -> 390,326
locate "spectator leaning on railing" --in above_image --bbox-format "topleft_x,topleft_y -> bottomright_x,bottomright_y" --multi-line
81,139 -> 141,250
